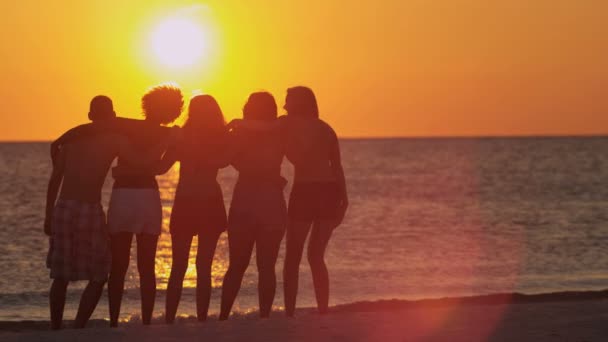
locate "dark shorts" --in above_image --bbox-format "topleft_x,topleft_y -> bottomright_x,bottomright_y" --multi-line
228,181 -> 287,232
170,193 -> 228,236
288,182 -> 340,222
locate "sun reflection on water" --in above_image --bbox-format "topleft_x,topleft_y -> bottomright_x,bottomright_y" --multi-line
154,164 -> 230,290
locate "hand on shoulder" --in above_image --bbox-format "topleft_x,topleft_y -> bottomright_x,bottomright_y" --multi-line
167,125 -> 183,145
226,119 -> 244,132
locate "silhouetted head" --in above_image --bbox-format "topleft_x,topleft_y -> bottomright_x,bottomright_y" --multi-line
284,86 -> 319,118
184,94 -> 226,136
141,84 -> 184,124
243,92 -> 277,121
88,95 -> 116,122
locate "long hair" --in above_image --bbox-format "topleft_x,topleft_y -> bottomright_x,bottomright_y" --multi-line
286,86 -> 319,118
141,84 -> 184,124
184,94 -> 226,140
243,92 -> 277,122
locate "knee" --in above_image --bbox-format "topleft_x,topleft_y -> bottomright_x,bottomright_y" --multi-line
111,259 -> 129,277
258,265 -> 276,279
138,269 -> 156,280
227,261 -> 248,277
283,265 -> 300,282
284,250 -> 299,265
52,279 -> 69,288
88,280 -> 107,289
137,263 -> 156,279
284,252 -> 302,271
307,251 -> 325,268
195,262 -> 212,278
170,263 -> 188,279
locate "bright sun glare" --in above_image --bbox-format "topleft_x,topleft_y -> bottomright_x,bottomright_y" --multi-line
150,18 -> 207,68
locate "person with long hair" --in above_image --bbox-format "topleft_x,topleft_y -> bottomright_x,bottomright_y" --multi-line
228,86 -> 348,316
219,92 -> 287,320
160,95 -> 231,323
282,86 -> 347,316
107,84 -> 183,326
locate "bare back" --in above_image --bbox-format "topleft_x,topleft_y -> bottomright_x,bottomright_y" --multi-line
283,117 -> 336,182
59,134 -> 119,202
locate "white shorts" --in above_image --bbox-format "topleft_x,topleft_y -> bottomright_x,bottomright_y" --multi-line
108,188 -> 162,235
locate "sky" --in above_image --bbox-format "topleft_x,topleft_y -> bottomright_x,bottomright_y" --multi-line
0,0 -> 607,140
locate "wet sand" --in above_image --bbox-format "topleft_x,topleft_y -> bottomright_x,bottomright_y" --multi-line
2,290 -> 607,341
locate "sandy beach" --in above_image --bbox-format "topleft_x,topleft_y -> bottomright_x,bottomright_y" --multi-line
2,291 -> 607,341
2,0 -> 608,339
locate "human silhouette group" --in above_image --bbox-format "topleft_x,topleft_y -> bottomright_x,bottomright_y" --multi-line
44,85 -> 348,329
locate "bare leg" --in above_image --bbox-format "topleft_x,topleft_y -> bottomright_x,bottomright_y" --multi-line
136,233 -> 159,325
256,228 -> 285,318
283,220 -> 313,317
50,279 -> 69,330
73,280 -> 106,328
219,227 -> 255,320
108,232 -> 133,327
307,221 -> 334,314
195,230 -> 221,321
165,234 -> 193,324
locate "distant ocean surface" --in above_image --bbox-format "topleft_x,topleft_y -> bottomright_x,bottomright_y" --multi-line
0,137 -> 607,322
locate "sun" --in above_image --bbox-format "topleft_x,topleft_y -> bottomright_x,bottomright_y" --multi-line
150,18 -> 207,68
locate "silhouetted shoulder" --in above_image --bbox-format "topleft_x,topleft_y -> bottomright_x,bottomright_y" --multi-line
51,123 -> 104,163
319,120 -> 338,141
54,123 -> 97,146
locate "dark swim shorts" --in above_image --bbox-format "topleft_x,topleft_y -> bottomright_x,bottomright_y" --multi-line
170,194 -> 228,236
288,182 -> 340,221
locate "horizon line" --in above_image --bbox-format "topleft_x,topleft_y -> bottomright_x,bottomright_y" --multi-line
2,133 -> 607,143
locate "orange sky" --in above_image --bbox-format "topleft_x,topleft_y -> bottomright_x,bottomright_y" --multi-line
0,0 -> 607,140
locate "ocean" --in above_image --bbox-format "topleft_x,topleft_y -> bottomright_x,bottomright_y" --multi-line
0,137 -> 607,322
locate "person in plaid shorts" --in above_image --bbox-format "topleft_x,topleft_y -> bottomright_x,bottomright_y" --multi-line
45,95 -> 167,330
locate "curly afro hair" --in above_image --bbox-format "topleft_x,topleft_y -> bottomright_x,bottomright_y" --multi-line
141,84 -> 184,124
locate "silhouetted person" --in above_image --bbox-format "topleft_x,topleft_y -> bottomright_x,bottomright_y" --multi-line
219,92 -> 287,320
45,96 -> 161,330
229,86 -> 348,316
282,87 -> 348,316
159,95 -> 232,323
106,85 -> 183,326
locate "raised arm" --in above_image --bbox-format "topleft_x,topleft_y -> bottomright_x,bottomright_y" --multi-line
328,127 -> 348,227
45,148 -> 66,235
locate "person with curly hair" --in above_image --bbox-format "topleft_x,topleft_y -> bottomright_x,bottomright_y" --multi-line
47,93 -> 177,328
106,84 -> 183,326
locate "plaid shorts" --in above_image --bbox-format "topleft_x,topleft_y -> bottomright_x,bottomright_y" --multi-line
46,200 -> 111,281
